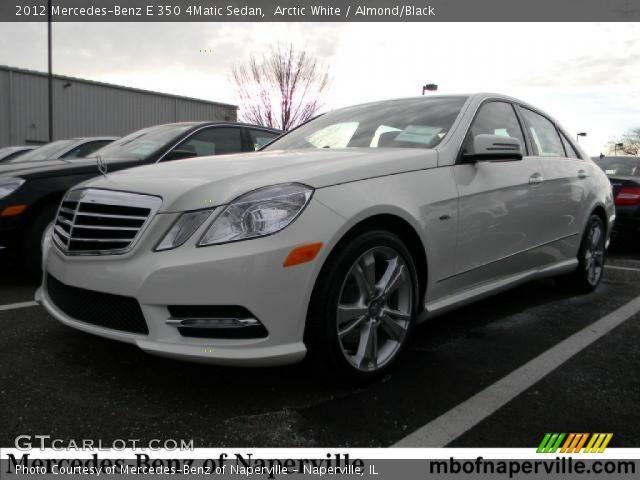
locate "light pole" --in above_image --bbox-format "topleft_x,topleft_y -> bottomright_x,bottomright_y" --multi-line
614,142 -> 624,156
576,132 -> 587,143
47,0 -> 53,142
422,84 -> 438,95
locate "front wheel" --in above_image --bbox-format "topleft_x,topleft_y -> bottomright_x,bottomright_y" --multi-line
561,215 -> 606,293
305,230 -> 419,381
22,204 -> 58,279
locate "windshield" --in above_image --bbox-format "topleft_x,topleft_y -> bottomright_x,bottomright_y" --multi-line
9,140 -> 75,163
95,124 -> 194,160
265,96 -> 467,151
595,157 -> 640,177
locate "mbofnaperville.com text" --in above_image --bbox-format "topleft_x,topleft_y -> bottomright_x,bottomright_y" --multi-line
7,453 -> 367,478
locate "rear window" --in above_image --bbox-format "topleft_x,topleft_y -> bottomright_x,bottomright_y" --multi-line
594,157 -> 640,176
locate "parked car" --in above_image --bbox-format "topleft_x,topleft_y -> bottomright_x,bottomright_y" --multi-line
38,94 -> 613,380
594,155 -> 640,236
0,146 -> 37,163
5,137 -> 117,164
0,123 -> 279,275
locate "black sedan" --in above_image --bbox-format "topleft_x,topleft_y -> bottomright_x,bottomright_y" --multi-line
594,156 -> 640,236
0,122 -> 280,276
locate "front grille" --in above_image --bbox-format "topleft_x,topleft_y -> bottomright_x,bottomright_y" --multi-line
47,273 -> 148,334
53,189 -> 162,255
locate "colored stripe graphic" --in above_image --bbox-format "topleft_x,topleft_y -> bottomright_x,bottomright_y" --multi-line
548,433 -> 565,453
538,433 -> 613,453
536,433 -> 552,453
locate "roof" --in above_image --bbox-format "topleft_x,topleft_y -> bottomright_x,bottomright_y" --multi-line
160,121 -> 281,132
0,65 -> 238,110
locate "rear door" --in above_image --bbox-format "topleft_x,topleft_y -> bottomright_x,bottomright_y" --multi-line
245,127 -> 280,151
519,107 -> 585,254
451,100 -> 545,290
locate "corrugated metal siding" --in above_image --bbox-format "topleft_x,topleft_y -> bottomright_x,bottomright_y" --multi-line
12,70 -> 50,144
0,70 -> 10,146
0,66 -> 237,147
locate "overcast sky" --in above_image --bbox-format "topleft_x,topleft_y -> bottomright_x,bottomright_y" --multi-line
1,22 -> 639,155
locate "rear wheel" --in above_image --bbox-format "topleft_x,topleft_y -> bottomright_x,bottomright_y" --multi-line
305,230 -> 419,381
561,214 -> 606,293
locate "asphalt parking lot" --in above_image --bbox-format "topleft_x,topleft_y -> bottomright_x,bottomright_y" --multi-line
1,240 -> 639,448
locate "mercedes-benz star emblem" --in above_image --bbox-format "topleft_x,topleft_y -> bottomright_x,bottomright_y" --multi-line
96,154 -> 108,176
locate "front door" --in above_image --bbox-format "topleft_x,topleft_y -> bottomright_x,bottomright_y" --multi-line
450,101 -> 545,292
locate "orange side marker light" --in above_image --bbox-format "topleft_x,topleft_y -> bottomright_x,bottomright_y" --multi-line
1,204 -> 27,217
283,242 -> 323,267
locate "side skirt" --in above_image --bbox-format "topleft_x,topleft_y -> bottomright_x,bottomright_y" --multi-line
417,258 -> 578,323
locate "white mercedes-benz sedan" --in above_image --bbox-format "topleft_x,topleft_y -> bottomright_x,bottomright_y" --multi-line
38,93 -> 614,380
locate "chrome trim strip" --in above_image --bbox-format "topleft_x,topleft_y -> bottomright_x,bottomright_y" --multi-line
166,317 -> 260,328
64,237 -> 132,243
74,212 -> 148,221
69,224 -> 140,231
436,232 -> 580,283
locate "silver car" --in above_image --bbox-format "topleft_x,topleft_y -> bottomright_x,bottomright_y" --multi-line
39,93 -> 614,380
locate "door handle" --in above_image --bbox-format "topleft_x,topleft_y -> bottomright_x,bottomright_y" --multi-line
529,173 -> 544,185
578,169 -> 588,179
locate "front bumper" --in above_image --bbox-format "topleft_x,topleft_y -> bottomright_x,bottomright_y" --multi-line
39,198 -> 345,366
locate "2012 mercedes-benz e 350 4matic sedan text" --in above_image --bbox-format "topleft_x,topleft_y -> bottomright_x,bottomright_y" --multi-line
38,94 -> 614,380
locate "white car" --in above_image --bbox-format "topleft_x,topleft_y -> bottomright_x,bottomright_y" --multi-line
38,93 -> 614,380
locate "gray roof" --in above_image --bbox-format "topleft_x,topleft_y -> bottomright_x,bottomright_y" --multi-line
0,64 -> 238,110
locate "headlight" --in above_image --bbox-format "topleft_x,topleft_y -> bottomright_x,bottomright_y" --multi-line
199,183 -> 313,246
0,177 -> 25,200
155,209 -> 213,251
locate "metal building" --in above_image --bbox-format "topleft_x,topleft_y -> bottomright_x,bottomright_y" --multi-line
0,65 -> 238,147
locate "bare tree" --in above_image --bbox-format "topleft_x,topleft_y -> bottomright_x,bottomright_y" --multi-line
232,44 -> 329,132
606,127 -> 640,156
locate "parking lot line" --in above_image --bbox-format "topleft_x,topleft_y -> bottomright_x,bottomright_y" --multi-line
0,300 -> 39,312
607,265 -> 640,273
394,294 -> 640,447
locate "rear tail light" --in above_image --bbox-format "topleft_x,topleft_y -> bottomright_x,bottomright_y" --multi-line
615,186 -> 640,206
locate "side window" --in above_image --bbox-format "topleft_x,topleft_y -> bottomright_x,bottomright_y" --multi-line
177,127 -> 242,157
559,131 -> 580,159
465,102 -> 526,155
248,129 -> 279,150
61,140 -> 112,159
520,108 -> 565,157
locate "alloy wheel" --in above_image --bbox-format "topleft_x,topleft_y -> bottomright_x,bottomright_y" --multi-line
336,246 -> 414,372
584,221 -> 605,286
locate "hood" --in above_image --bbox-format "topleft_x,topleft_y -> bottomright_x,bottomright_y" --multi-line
79,148 -> 439,212
0,157 -> 139,179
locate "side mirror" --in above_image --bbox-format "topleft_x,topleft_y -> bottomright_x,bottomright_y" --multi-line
463,134 -> 523,162
165,149 -> 197,161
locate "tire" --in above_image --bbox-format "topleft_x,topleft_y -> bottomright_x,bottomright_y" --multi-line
22,204 -> 58,279
305,230 -> 419,382
560,214 -> 606,294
